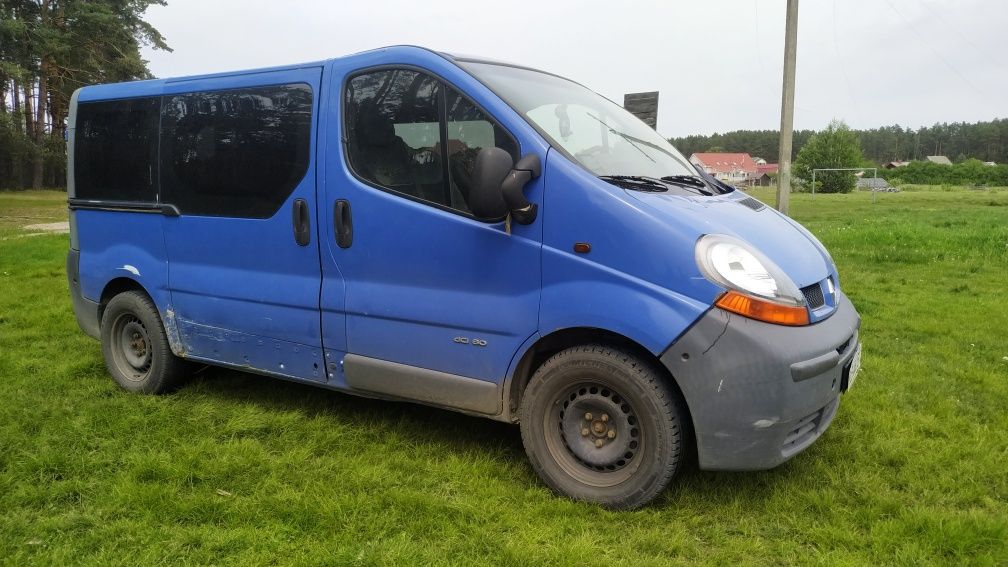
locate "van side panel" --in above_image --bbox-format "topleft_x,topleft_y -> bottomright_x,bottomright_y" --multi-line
539,151 -> 713,354
75,210 -> 172,323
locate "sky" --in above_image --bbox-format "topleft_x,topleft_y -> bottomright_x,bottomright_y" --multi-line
139,0 -> 1008,139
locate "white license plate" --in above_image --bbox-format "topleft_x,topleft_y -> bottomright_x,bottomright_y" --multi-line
846,343 -> 863,390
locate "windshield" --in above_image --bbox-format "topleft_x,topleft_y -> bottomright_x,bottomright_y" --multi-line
459,61 -> 699,180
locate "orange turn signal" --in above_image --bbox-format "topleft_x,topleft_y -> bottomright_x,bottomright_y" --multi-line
715,290 -> 810,326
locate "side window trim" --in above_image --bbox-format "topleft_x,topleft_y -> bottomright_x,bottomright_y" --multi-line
341,64 -> 520,221
437,86 -> 453,207
67,199 -> 180,216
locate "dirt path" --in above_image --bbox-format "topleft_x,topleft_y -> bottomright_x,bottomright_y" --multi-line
23,221 -> 70,233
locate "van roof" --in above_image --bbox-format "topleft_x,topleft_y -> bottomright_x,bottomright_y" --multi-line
76,58 -> 328,102
75,45 -> 421,102
74,46 -> 554,103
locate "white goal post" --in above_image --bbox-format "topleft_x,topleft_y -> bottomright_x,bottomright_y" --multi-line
811,167 -> 879,203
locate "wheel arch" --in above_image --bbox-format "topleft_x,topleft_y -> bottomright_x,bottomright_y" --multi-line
504,327 -> 696,455
98,277 -> 184,356
98,277 -> 149,322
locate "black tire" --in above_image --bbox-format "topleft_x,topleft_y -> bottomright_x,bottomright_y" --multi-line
519,344 -> 685,509
100,290 -> 189,394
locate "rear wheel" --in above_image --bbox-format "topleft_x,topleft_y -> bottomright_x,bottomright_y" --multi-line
100,291 -> 188,394
520,344 -> 685,509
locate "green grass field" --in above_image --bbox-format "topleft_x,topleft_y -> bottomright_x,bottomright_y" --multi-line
1,188 -> 1006,565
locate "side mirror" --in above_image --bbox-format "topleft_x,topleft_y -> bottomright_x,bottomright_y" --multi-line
469,147 -> 540,225
502,153 -> 541,225
469,147 -> 512,220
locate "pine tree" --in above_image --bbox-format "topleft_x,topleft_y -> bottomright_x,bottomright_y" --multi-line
0,0 -> 170,189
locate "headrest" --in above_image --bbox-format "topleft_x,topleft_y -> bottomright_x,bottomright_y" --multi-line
356,101 -> 397,148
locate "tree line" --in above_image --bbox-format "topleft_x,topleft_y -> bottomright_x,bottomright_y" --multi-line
670,119 -> 1008,166
0,0 -> 169,189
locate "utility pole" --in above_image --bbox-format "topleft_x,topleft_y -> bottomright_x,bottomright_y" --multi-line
776,0 -> 799,214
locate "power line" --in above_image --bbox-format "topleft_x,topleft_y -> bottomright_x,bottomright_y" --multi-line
831,0 -> 857,108
881,0 -> 986,99
752,0 -> 772,98
918,0 -> 1008,74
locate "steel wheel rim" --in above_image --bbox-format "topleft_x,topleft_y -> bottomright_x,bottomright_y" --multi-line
543,381 -> 644,487
112,313 -> 152,381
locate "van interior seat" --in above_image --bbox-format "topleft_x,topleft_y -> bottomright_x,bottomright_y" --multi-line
354,103 -> 444,204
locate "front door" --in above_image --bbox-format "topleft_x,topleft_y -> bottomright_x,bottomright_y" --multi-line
161,67 -> 327,382
321,65 -> 542,394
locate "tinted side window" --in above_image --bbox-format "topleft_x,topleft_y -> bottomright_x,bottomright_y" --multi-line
345,70 -> 446,206
75,97 -> 160,202
345,70 -> 520,216
160,84 -> 312,218
445,88 -> 519,212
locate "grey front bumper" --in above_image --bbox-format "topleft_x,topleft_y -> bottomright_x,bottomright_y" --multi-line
660,291 -> 861,471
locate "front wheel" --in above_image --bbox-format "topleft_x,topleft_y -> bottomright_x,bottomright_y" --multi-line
520,345 -> 686,509
100,290 -> 189,394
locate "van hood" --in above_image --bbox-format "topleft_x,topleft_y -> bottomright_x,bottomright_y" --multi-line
627,190 -> 834,288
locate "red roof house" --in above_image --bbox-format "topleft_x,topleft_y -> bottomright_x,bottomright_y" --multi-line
689,152 -> 759,184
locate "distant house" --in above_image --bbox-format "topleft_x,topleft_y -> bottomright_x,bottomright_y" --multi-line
689,152 -> 758,185
750,172 -> 774,187
884,161 -> 910,169
746,163 -> 778,187
856,177 -> 895,191
924,155 -> 953,165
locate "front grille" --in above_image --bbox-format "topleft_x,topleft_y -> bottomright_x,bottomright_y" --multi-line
801,283 -> 825,309
738,196 -> 767,211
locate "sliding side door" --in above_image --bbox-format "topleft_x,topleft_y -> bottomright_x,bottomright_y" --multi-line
160,67 -> 329,382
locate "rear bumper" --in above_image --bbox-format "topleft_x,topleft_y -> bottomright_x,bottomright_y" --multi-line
660,291 -> 861,471
67,249 -> 100,340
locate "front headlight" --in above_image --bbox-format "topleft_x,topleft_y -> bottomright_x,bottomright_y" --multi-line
695,234 -> 809,326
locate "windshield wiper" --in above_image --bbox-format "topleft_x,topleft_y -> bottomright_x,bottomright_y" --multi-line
660,175 -> 714,195
585,113 -> 655,163
584,113 -> 697,171
599,174 -> 718,196
599,174 -> 713,196
598,175 -> 668,192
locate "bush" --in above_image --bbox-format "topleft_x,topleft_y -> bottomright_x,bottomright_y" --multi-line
794,120 -> 864,194
878,160 -> 1008,186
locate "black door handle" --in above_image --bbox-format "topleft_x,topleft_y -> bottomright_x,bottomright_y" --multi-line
292,198 -> 310,246
334,199 -> 353,248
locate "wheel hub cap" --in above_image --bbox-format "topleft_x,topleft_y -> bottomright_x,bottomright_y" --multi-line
559,386 -> 640,471
118,319 -> 152,372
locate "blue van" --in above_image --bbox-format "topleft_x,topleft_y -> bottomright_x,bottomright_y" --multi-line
66,46 -> 861,509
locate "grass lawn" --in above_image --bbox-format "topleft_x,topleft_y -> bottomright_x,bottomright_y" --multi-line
1,187 -> 1006,565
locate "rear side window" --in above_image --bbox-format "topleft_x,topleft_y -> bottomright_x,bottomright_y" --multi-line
74,97 -> 160,202
345,69 -> 518,215
160,84 -> 313,218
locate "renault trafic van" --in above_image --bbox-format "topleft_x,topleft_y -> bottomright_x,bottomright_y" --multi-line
67,46 -> 862,509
